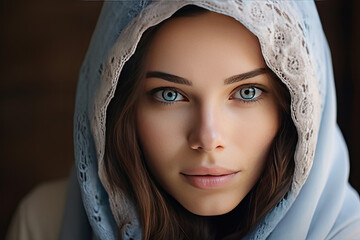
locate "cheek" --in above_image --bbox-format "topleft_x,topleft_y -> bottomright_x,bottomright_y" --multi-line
229,103 -> 280,163
136,105 -> 186,170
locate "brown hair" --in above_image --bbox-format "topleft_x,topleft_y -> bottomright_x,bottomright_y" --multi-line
104,5 -> 297,240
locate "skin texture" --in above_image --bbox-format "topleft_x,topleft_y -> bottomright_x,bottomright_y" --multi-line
136,11 -> 280,216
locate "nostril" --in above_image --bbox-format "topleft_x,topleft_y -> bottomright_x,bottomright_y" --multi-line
215,145 -> 224,151
202,145 -> 224,152
190,144 -> 224,152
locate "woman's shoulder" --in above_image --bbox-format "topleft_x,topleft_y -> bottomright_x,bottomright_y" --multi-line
6,178 -> 68,240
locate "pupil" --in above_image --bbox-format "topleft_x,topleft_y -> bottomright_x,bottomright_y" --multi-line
241,88 -> 255,99
163,90 -> 177,101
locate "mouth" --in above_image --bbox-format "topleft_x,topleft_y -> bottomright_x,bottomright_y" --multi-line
180,166 -> 239,190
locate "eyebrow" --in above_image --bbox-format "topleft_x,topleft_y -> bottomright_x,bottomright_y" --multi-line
146,71 -> 193,86
224,68 -> 269,85
146,67 -> 268,86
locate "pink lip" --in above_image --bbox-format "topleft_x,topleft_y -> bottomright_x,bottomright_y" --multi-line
181,166 -> 239,190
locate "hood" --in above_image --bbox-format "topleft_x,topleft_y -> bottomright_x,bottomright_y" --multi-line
60,1 -> 360,239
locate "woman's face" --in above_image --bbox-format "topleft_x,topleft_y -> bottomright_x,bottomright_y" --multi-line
136,11 -> 280,216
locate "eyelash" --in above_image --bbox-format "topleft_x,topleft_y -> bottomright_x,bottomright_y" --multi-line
149,87 -> 188,105
148,85 -> 265,105
230,84 -> 265,104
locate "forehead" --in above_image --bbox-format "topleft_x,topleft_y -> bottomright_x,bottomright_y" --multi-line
145,11 -> 267,82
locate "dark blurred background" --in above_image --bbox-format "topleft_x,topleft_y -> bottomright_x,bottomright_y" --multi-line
0,1 -> 359,238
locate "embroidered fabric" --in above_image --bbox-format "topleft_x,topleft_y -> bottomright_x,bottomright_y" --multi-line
64,0 -> 360,239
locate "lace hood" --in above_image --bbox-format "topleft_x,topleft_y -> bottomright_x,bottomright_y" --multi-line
60,1 -> 360,239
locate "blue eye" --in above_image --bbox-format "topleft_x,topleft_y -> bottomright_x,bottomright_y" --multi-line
162,89 -> 178,101
152,87 -> 186,103
232,86 -> 262,101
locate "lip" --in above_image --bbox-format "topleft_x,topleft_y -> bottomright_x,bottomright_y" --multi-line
181,166 -> 239,190
181,166 -> 238,176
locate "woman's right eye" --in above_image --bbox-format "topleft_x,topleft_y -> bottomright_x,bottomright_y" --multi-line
151,87 -> 186,104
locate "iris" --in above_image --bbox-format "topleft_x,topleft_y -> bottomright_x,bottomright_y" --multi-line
162,89 -> 178,101
240,87 -> 256,100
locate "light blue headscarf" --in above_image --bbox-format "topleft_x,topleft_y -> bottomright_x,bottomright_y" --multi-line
60,1 -> 360,239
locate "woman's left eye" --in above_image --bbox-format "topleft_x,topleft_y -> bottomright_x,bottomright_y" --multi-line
151,87 -> 186,104
231,86 -> 263,102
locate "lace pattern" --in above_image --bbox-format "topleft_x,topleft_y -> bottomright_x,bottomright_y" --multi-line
77,1 -> 323,239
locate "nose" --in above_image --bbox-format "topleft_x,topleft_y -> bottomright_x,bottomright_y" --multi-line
188,104 -> 225,152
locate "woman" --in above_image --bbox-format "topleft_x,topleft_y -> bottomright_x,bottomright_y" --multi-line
103,6 -> 296,239
7,1 -> 360,239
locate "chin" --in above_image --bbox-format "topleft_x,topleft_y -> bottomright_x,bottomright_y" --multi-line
181,198 -> 240,216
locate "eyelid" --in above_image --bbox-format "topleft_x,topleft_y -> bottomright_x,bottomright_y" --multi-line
148,86 -> 188,103
230,83 -> 267,94
229,83 -> 266,101
148,86 -> 186,96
